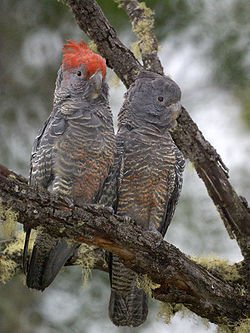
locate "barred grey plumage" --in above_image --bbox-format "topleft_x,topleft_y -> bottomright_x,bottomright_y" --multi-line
100,71 -> 185,327
23,40 -> 115,291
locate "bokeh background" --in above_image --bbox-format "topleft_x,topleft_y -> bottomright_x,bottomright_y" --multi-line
0,0 -> 249,332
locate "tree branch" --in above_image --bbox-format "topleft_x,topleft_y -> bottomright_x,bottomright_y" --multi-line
0,165 -> 248,327
0,238 -> 108,275
117,0 -> 164,74
66,0 -> 250,260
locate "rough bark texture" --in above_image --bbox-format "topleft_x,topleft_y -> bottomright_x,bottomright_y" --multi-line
66,0 -> 249,260
0,165 -> 249,327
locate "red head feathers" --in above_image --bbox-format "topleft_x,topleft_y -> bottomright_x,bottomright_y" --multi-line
62,40 -> 106,80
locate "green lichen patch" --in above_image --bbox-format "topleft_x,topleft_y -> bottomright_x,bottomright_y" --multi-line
130,2 -> 155,54
173,304 -> 193,319
0,257 -> 17,284
8,174 -> 16,179
217,318 -> 250,333
132,20 -> 154,54
240,287 -> 246,296
88,40 -> 98,53
65,238 -> 75,248
200,317 -> 211,330
136,274 -> 160,297
0,230 -> 36,284
158,303 -> 212,329
75,243 -> 96,289
131,41 -> 141,60
157,302 -> 174,324
3,230 -> 35,256
113,0 -> 123,9
191,255 -> 241,281
138,2 -> 154,17
234,319 -> 250,333
217,324 -> 233,333
0,200 -> 18,239
110,74 -> 121,88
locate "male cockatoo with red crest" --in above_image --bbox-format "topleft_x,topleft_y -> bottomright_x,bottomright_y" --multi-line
23,40 -> 115,291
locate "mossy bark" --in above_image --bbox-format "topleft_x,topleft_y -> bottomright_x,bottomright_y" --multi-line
0,165 -> 249,327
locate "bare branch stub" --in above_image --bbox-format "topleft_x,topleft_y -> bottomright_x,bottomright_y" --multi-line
0,164 -> 249,326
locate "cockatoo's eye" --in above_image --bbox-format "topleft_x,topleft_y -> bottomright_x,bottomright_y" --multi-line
77,71 -> 82,76
158,96 -> 164,102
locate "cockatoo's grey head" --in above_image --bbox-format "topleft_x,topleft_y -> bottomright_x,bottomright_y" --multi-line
121,71 -> 181,131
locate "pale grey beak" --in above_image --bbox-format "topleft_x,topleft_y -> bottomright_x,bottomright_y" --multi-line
171,101 -> 182,120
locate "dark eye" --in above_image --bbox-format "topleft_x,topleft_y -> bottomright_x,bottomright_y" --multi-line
158,96 -> 164,102
77,71 -> 82,76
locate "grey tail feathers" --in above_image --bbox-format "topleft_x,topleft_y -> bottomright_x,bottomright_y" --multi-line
23,227 -> 31,275
25,232 -> 78,291
108,254 -> 148,327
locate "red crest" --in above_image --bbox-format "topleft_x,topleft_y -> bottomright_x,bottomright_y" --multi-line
62,40 -> 106,79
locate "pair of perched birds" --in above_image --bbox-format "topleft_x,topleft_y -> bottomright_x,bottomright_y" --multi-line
23,40 -> 185,327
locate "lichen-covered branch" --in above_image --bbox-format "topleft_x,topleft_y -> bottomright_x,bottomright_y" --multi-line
0,235 -> 107,281
0,164 -> 249,327
116,0 -> 164,74
66,0 -> 250,260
